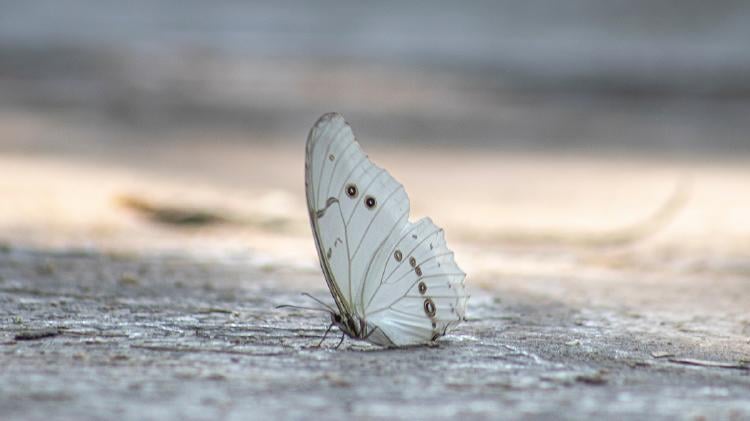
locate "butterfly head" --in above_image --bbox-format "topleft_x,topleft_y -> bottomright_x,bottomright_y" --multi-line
330,312 -> 353,336
330,312 -> 367,339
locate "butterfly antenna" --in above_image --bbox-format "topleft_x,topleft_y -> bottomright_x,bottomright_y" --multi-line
300,292 -> 337,313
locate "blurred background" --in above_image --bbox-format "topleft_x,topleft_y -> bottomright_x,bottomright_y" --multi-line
1,0 -> 749,290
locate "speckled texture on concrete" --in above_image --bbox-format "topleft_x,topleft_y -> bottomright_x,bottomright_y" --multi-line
2,246 -> 748,420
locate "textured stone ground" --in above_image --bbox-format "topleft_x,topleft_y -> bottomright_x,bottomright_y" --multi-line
1,242 -> 748,420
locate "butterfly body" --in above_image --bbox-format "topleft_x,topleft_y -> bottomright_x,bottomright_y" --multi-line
305,112 -> 468,347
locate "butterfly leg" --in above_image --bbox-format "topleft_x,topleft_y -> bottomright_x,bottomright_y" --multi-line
334,332 -> 345,349
314,322 -> 334,348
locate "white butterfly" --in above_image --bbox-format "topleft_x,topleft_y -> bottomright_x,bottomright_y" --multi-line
304,112 -> 468,347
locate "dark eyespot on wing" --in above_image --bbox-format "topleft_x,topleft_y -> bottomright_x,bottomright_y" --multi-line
346,183 -> 358,198
364,195 -> 377,209
424,298 -> 436,317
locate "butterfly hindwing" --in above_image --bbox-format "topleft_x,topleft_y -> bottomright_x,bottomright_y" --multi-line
363,218 -> 468,345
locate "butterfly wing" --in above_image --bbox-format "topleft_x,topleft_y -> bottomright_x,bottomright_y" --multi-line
305,113 -> 409,321
305,112 -> 467,346
362,218 -> 468,346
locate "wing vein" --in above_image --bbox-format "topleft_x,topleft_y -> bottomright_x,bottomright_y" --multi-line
351,184 -> 404,260
324,140 -> 356,199
381,227 -> 443,285
346,167 -> 386,226
316,124 -> 346,207
364,221 -> 423,310
338,154 -> 368,200
335,189 -> 355,311
359,208 -> 409,315
385,250 -> 455,286
366,272 -> 466,315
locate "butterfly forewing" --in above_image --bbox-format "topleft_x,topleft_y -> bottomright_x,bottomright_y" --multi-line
305,112 -> 468,346
306,115 -> 360,314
